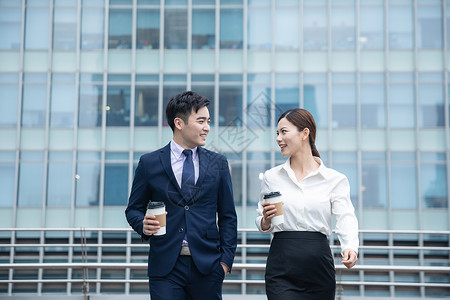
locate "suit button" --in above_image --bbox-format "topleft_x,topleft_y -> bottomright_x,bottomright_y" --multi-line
179,228 -> 184,233
184,205 -> 189,210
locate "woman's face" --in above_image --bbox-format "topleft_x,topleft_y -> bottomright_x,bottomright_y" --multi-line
276,117 -> 307,157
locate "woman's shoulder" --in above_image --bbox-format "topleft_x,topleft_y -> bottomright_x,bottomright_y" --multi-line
264,163 -> 285,178
320,163 -> 348,182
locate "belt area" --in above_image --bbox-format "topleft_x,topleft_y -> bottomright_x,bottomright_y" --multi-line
179,246 -> 191,256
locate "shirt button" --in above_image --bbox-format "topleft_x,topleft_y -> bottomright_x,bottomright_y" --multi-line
184,205 -> 189,210
179,228 -> 184,233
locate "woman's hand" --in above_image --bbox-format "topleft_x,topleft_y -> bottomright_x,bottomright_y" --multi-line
341,249 -> 358,269
260,201 -> 277,231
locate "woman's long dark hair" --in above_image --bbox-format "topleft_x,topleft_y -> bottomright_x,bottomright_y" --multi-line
278,108 -> 320,158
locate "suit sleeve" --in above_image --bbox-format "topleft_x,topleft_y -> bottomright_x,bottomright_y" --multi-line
217,158 -> 238,271
125,158 -> 151,240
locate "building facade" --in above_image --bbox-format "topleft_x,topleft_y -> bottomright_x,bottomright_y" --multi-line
0,0 -> 449,297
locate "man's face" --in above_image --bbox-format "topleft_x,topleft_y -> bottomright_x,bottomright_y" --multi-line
179,106 -> 210,149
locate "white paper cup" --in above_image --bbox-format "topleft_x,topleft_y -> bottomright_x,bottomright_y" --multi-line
147,202 -> 166,236
264,192 -> 284,226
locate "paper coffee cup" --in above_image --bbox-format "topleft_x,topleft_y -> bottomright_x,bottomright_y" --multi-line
263,192 -> 284,226
147,202 -> 166,236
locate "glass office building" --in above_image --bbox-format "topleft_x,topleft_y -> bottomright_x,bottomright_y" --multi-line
0,0 -> 449,251
1,0 -> 450,298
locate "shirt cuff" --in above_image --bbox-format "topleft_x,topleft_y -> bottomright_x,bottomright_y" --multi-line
256,216 -> 273,233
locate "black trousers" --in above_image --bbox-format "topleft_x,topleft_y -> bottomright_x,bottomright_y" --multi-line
265,231 -> 336,300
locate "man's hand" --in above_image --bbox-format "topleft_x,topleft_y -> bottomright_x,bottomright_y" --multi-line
220,263 -> 229,276
143,212 -> 167,235
341,249 -> 358,269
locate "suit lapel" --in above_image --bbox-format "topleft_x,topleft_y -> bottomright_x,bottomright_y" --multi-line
196,147 -> 209,189
159,143 -> 184,199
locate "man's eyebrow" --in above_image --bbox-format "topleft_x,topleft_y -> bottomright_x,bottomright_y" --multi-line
196,116 -> 209,121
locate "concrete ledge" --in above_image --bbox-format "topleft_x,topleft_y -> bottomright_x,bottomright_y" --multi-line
0,296 -> 448,300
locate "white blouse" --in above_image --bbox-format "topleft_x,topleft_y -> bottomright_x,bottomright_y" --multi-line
255,157 -> 359,254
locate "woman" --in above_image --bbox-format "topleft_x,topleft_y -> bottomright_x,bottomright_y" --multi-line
256,108 -> 359,300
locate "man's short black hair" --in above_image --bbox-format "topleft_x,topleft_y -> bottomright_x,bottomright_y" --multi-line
165,91 -> 210,131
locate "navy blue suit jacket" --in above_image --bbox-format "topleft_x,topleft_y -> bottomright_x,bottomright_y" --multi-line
125,143 -> 237,277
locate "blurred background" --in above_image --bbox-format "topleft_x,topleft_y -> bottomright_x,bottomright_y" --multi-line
0,0 -> 449,298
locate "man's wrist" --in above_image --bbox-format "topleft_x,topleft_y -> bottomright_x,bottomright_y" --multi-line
220,262 -> 230,274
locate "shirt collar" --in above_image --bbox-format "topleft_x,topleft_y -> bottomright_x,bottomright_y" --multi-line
170,140 -> 198,160
282,156 -> 330,180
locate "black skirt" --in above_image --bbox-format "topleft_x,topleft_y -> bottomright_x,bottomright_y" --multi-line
265,231 -> 336,300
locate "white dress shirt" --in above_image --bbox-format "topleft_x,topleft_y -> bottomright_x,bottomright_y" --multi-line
170,140 -> 199,187
255,157 -> 359,254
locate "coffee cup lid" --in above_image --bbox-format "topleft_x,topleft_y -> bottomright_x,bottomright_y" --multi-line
147,201 -> 165,209
263,191 -> 281,199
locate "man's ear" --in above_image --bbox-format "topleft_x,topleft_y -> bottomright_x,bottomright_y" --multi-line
174,117 -> 184,131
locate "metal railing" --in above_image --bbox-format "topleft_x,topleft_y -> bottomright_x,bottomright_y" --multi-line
0,228 -> 449,298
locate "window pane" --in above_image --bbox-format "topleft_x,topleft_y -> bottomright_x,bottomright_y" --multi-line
230,162 -> 242,205
18,152 -> 45,207
391,155 -> 417,209
0,157 -> 15,207
303,4 -> 327,50
389,5 -> 413,49
333,152 -> 359,208
304,74 -> 328,128
0,83 -> 19,127
81,7 -> 104,50
275,75 -> 299,116
135,86 -> 158,126
22,83 -> 47,127
53,8 -> 77,50
47,152 -> 72,207
331,5 -> 355,49
104,164 -> 128,206
25,7 -> 50,50
109,9 -> 132,49
79,84 -> 103,127
360,5 -> 384,49
192,9 -> 215,50
219,86 -> 243,126
389,76 -> 415,128
106,85 -> 130,126
75,152 -> 100,207
248,7 -> 271,50
162,85 -> 186,126
421,164 -> 447,208
362,153 -> 388,208
247,161 -> 271,205
0,8 -> 22,50
220,9 -> 243,49
50,83 -> 75,128
332,74 -> 356,128
137,9 -> 160,50
418,81 -> 444,128
361,84 -> 386,128
164,9 -> 187,49
417,5 -> 443,49
447,4 -> 450,49
275,6 -> 298,50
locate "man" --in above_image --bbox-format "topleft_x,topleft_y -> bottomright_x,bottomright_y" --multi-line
125,91 -> 237,300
